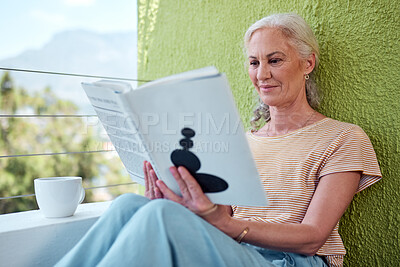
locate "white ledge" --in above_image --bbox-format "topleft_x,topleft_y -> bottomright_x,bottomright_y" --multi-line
0,201 -> 111,267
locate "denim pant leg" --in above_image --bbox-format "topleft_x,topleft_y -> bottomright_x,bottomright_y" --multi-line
248,244 -> 328,267
57,193 -> 326,267
56,193 -> 150,267
97,198 -> 275,267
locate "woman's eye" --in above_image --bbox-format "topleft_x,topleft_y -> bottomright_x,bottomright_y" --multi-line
269,58 -> 282,64
249,61 -> 259,66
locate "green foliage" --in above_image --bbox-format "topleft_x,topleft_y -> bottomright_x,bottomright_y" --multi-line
0,72 -> 139,214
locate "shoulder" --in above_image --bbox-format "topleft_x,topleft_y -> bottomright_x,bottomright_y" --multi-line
319,118 -> 369,140
318,119 -> 378,161
317,118 -> 382,188
322,118 -> 362,131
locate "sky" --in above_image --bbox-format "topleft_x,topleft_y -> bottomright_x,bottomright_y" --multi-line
0,0 -> 137,59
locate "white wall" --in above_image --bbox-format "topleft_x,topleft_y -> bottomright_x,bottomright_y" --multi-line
0,202 -> 110,267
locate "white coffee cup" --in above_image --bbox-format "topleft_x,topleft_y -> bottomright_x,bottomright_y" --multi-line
34,177 -> 85,218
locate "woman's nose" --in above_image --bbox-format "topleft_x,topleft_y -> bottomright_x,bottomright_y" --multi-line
257,63 -> 272,81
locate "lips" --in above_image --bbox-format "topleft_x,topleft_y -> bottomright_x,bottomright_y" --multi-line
258,84 -> 278,92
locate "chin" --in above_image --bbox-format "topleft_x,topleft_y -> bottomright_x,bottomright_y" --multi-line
258,97 -> 276,107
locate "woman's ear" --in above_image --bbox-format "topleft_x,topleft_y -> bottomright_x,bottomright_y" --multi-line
305,53 -> 316,74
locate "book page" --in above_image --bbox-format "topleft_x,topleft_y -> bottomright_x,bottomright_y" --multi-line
82,82 -> 150,185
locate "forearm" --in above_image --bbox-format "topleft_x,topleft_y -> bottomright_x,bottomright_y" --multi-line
209,172 -> 361,255
218,217 -> 325,256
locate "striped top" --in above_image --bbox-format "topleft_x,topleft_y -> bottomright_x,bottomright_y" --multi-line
232,118 -> 381,267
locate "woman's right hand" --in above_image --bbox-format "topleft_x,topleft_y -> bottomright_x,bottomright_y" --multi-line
143,161 -> 164,200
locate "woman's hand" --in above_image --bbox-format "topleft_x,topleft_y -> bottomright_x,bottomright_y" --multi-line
157,166 -> 231,224
143,161 -> 163,199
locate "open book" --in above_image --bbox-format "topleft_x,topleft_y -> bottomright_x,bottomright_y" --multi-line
82,67 -> 268,206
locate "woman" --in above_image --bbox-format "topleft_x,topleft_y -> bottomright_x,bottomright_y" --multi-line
57,13 -> 381,267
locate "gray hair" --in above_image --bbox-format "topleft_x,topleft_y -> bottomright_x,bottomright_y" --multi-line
244,13 -> 320,129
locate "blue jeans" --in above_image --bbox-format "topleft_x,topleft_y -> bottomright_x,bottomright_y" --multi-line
56,194 -> 327,267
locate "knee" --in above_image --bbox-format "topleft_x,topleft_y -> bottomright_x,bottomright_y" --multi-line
146,199 -> 183,212
110,193 -> 149,213
140,199 -> 192,222
136,200 -> 205,240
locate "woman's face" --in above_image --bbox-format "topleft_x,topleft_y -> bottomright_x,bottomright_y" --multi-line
247,28 -> 314,109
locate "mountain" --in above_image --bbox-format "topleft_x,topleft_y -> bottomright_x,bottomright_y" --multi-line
0,29 -> 137,113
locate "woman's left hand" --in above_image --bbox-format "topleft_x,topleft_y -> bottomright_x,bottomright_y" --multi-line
157,166 -> 229,221
143,161 -> 164,200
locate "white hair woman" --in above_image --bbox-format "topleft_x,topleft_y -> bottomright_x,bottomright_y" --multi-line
57,13 -> 381,267
247,13 -> 320,129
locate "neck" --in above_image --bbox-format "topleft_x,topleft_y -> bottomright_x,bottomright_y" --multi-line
266,104 -> 317,136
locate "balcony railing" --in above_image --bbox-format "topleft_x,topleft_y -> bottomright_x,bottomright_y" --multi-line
0,65 -> 151,266
0,67 -> 147,214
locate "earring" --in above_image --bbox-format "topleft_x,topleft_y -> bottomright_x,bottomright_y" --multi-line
304,73 -> 310,80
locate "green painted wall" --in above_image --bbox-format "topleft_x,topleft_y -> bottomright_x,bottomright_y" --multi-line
137,0 -> 400,265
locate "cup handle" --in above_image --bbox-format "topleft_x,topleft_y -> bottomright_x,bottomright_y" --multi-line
79,187 -> 85,204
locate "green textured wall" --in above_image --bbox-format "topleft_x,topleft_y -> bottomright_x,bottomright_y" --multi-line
138,0 -> 400,265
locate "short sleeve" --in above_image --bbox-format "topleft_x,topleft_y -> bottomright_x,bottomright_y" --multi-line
319,125 -> 382,193
231,205 -> 238,213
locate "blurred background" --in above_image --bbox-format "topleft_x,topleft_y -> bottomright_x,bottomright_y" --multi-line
0,0 -> 141,214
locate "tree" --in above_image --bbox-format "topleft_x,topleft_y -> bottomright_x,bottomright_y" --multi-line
0,72 -> 138,214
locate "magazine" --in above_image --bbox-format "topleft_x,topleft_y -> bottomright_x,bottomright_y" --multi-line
82,66 -> 268,206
